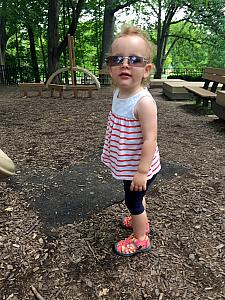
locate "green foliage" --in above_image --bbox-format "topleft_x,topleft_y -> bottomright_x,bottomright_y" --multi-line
167,19 -> 225,68
1,0 -> 225,81
73,20 -> 103,71
168,23 -> 207,68
129,0 -> 225,74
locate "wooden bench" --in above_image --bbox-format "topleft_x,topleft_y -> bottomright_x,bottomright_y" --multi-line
48,84 -> 98,98
150,78 -> 184,89
185,67 -> 225,107
18,83 -> 46,97
212,90 -> 225,120
163,81 -> 206,100
48,84 -> 67,98
67,85 -> 98,98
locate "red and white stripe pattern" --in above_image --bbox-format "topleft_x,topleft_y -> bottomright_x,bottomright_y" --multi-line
101,110 -> 161,180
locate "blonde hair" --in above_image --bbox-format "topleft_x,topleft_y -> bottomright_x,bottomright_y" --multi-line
113,25 -> 154,63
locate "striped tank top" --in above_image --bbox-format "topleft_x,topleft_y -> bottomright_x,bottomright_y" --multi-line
101,88 -> 161,180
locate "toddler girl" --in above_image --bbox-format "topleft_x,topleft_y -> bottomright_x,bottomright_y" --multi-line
101,26 -> 161,256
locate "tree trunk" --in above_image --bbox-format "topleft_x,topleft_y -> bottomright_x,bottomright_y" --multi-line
99,0 -> 140,70
94,1 -> 101,69
0,11 -> 7,65
47,0 -> 60,78
57,0 -> 85,60
40,34 -> 47,81
154,58 -> 163,78
47,0 -> 85,79
155,24 -> 169,78
15,29 -> 23,82
99,0 -> 115,69
155,0 -> 163,78
27,25 -> 40,82
154,4 -> 177,78
63,0 -> 69,84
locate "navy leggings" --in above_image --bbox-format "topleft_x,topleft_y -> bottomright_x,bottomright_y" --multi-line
123,174 -> 157,215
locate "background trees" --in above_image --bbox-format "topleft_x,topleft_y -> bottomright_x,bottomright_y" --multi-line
0,0 -> 224,81
128,0 -> 225,77
99,0 -> 141,69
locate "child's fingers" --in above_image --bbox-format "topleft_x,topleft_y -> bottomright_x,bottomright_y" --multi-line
130,182 -> 141,191
130,182 -> 147,191
130,181 -> 134,191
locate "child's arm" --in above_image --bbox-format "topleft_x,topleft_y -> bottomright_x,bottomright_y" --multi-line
131,96 -> 157,191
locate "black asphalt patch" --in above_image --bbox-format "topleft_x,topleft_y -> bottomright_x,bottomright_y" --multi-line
7,158 -> 190,230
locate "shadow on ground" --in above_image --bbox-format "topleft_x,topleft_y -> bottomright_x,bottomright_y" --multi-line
178,103 -> 212,116
207,118 -> 225,135
7,157 -> 190,230
178,103 -> 225,134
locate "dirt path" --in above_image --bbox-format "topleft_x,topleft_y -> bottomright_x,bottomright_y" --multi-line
0,87 -> 225,299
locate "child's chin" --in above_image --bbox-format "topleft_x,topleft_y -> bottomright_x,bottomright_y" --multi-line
118,79 -> 131,87
118,83 -> 131,89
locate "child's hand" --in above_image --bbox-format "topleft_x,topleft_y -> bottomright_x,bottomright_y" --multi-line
130,172 -> 148,191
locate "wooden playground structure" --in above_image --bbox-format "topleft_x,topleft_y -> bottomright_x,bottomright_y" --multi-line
18,35 -> 101,98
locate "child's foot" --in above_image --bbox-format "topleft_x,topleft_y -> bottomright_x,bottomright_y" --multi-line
122,215 -> 150,233
114,234 -> 151,257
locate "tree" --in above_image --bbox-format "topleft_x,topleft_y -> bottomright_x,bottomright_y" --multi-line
189,0 -> 225,39
149,0 -> 197,78
99,0 -> 141,69
19,0 -> 47,82
2,0 -> 224,83
0,2 -> 7,65
168,23 -> 209,68
0,0 -> 14,65
27,25 -> 40,82
47,0 -> 86,77
0,0 -> 48,82
110,0 -> 193,76
47,0 -> 60,77
134,0 -> 225,78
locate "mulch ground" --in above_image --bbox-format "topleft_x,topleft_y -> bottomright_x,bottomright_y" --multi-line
0,86 -> 225,300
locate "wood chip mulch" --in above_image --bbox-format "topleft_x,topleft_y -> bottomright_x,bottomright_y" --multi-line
0,86 -> 225,300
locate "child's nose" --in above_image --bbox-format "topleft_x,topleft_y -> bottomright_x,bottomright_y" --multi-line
122,57 -> 129,67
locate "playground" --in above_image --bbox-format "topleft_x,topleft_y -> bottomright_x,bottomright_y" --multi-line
1,85 -> 225,299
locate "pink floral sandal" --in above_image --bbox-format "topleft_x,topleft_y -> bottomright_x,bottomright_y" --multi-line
122,216 -> 150,233
114,234 -> 151,257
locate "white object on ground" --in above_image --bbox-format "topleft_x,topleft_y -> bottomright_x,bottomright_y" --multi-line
0,149 -> 16,177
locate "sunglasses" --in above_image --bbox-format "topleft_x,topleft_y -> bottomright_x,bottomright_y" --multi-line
106,55 -> 149,67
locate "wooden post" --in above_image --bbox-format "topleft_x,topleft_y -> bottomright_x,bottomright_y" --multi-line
67,34 -> 77,97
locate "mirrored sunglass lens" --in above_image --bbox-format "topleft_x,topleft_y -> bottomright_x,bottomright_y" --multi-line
108,56 -> 146,66
113,56 -> 123,64
129,56 -> 142,64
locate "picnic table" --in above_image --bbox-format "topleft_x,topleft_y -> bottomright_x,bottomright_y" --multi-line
212,90 -> 225,120
185,67 -> 225,107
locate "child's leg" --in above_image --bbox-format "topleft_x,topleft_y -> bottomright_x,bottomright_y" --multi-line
114,188 -> 150,256
123,181 -> 149,239
131,197 -> 148,240
143,196 -> 146,210
122,196 -> 148,229
114,176 -> 157,256
132,211 -> 148,241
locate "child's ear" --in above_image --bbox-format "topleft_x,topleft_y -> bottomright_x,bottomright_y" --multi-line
143,63 -> 152,78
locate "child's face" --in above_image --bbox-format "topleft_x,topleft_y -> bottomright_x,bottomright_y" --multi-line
109,35 -> 152,94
